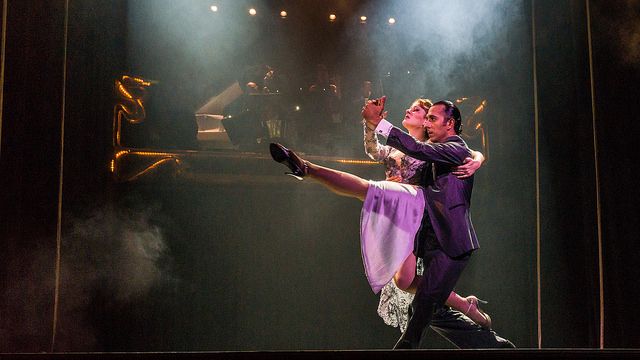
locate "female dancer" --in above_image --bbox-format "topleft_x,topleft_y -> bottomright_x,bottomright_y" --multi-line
363,98 -> 491,331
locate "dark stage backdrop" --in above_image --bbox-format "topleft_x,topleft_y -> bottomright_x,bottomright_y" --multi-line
1,0 -> 639,353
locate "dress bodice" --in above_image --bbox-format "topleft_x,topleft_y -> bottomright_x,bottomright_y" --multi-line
363,124 -> 425,185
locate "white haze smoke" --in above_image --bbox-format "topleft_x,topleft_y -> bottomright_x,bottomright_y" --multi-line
0,205 -> 172,351
53,205 -> 172,350
367,0 -> 524,97
64,205 -> 168,302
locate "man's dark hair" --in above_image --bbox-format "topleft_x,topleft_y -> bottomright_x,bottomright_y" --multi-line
433,100 -> 462,135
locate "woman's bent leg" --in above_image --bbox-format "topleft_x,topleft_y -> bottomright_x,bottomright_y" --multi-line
445,292 -> 492,328
394,254 -> 418,292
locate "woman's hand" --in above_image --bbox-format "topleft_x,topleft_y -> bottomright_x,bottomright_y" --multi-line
362,96 -> 386,127
453,157 -> 481,179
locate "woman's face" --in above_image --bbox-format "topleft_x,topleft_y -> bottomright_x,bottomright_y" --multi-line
401,103 -> 428,131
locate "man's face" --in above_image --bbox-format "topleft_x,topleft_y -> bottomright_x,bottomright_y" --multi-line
425,104 -> 453,143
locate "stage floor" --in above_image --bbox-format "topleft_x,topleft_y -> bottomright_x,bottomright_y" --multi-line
2,349 -> 640,360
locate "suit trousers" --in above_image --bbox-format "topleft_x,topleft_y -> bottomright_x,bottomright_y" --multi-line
396,248 -> 470,348
430,307 -> 515,348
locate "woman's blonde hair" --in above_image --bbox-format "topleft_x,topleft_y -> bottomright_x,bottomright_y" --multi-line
412,98 -> 433,117
411,99 -> 432,139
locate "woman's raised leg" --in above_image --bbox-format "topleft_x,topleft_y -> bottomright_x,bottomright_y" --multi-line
270,142 -> 369,201
306,163 -> 369,201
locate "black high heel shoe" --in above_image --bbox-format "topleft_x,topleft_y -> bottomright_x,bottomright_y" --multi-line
269,143 -> 308,180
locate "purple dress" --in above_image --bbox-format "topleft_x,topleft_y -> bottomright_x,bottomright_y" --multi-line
362,124 -> 426,332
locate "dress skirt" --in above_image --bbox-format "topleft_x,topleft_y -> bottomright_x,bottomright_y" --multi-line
360,180 -> 425,293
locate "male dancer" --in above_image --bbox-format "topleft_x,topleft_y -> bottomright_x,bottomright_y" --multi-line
363,97 -> 481,349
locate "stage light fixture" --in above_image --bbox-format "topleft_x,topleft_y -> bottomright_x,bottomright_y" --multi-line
249,8 -> 257,16
280,10 -> 287,18
388,17 -> 396,24
210,5 -> 218,12
360,15 -> 367,24
329,14 -> 337,22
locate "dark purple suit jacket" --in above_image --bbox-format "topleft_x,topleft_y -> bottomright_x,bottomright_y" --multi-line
386,127 -> 480,258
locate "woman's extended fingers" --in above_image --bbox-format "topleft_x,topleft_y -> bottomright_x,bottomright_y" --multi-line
453,157 -> 479,179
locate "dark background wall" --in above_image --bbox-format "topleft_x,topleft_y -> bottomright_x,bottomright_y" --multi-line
534,0 -> 600,347
0,0 -> 66,351
1,0 -> 639,352
589,0 -> 640,348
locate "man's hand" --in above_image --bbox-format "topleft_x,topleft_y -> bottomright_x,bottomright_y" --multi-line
362,96 -> 386,128
453,157 -> 481,179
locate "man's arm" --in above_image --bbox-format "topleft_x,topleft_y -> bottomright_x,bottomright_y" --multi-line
386,127 -> 470,165
362,98 -> 469,165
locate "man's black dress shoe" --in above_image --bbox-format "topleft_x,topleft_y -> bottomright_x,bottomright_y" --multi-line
269,143 -> 307,180
393,338 -> 413,350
